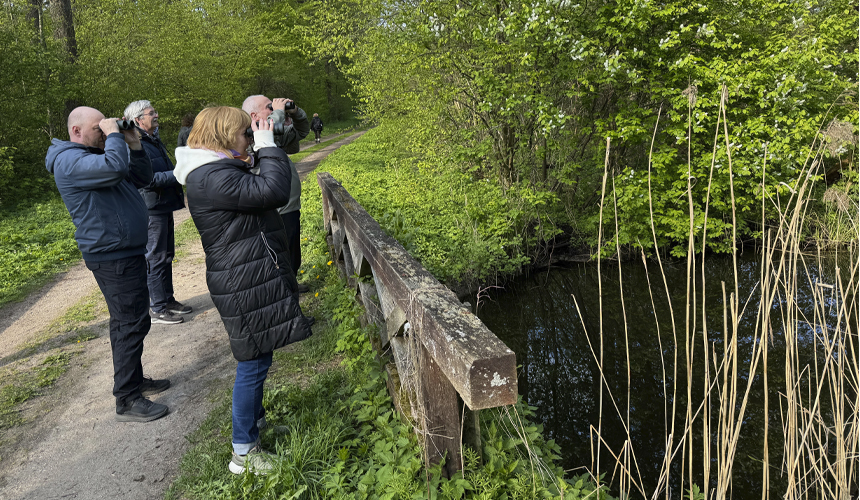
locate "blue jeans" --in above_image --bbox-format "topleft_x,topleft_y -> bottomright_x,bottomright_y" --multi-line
145,213 -> 175,312
85,256 -> 151,405
232,352 -> 273,455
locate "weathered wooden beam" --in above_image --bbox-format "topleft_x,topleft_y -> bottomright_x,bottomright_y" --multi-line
357,281 -> 384,330
420,342 -> 462,476
352,248 -> 373,278
317,173 -> 516,410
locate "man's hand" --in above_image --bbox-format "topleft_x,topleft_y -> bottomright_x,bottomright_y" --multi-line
272,98 -> 297,115
99,118 -> 120,136
122,128 -> 142,150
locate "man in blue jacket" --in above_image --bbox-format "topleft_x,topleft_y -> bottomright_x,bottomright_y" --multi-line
124,100 -> 191,325
46,106 -> 170,423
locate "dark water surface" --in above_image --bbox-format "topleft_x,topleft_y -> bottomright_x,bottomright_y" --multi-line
477,251 -> 857,498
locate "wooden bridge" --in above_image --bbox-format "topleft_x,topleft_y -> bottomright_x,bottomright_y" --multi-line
317,172 -> 517,476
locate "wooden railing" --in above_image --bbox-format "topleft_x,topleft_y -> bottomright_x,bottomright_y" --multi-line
317,172 -> 517,476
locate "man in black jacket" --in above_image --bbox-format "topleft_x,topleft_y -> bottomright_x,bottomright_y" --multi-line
124,100 -> 192,325
46,106 -> 170,422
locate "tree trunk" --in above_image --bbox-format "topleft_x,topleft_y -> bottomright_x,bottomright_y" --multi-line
27,0 -> 45,48
49,0 -> 77,62
325,59 -> 335,119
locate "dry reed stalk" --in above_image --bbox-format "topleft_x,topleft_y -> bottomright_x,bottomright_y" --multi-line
595,137 -> 610,482
643,106 -> 686,498
580,85 -> 858,500
611,176 -> 643,492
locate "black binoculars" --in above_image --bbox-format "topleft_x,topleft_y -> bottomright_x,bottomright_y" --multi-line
245,121 -> 285,137
116,118 -> 135,130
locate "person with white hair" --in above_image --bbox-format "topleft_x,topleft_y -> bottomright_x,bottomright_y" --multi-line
124,100 -> 191,325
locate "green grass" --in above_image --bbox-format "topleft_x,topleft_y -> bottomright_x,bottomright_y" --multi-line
0,195 -> 80,307
0,350 -> 76,429
174,218 -> 201,260
291,134 -> 358,164
0,288 -> 103,429
303,118 -> 533,287
165,182 -> 611,500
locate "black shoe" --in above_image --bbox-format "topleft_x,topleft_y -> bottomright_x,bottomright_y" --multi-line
140,376 -> 170,397
166,300 -> 193,315
116,397 -> 168,422
296,283 -> 310,294
150,309 -> 183,325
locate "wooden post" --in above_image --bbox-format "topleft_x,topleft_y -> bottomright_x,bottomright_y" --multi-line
420,342 -> 462,477
317,172 -> 517,480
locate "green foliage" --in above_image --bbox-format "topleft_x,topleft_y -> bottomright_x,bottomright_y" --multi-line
686,484 -> 706,500
0,0 -> 354,207
0,196 -> 80,307
307,121 -> 543,286
169,211 -> 611,499
308,0 -> 858,254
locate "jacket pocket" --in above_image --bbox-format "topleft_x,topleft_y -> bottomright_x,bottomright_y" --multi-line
260,232 -> 280,269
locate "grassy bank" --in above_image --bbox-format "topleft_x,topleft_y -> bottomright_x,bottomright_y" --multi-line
304,119 -> 554,289
0,195 -> 80,307
166,192 -> 610,499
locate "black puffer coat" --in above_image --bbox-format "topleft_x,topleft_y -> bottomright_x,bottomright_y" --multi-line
182,147 -> 311,361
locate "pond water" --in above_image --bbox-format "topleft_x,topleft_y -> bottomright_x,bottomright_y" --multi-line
477,250 -> 857,498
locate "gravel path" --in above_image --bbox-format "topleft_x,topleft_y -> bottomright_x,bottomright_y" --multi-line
0,131 -> 364,500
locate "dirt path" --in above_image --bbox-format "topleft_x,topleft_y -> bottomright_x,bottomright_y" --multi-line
0,131 -> 364,500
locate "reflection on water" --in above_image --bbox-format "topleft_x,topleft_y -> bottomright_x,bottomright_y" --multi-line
477,251 -> 856,497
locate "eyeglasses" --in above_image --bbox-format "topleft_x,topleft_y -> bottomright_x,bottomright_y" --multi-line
266,103 -> 273,111
139,110 -> 158,118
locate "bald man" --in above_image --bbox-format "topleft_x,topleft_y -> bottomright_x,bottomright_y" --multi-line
46,106 -> 171,423
241,95 -> 310,293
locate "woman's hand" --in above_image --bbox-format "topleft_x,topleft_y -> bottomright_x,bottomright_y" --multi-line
251,118 -> 277,151
251,117 -> 274,132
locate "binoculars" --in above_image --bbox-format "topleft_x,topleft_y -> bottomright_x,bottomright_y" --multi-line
116,118 -> 135,130
245,122 -> 285,137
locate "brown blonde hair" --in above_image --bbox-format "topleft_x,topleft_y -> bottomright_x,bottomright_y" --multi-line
186,106 -> 250,157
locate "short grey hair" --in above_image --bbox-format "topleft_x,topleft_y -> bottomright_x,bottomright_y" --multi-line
123,100 -> 153,122
242,95 -> 266,115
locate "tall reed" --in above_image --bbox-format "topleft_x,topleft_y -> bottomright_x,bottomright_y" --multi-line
581,87 -> 859,498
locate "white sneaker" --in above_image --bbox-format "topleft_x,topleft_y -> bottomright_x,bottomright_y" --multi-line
228,445 -> 276,475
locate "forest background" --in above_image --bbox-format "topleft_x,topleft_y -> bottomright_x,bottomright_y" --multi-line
0,0 -> 857,299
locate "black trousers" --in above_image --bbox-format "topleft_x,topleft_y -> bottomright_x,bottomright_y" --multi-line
85,255 -> 151,405
313,130 -> 321,141
281,211 -> 301,276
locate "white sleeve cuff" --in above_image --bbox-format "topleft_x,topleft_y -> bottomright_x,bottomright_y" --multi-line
253,129 -> 276,151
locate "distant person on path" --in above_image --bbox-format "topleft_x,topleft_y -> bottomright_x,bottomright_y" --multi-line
177,112 -> 195,147
173,106 -> 314,474
124,100 -> 192,325
45,106 -> 170,423
310,113 -> 323,143
242,95 -> 310,292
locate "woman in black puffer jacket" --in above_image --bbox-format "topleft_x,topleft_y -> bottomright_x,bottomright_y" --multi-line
174,106 -> 312,475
